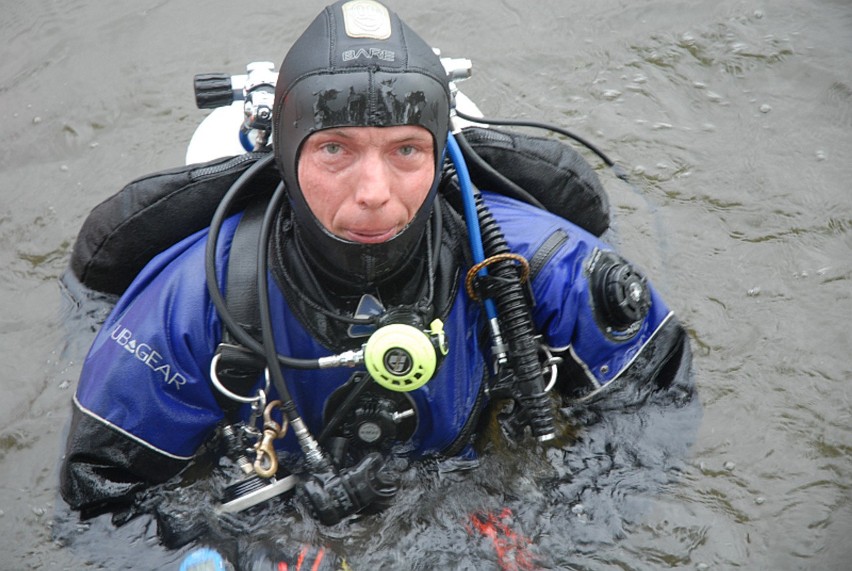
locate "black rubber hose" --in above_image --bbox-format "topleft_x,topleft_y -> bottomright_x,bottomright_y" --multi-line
256,181 -> 301,419
204,155 -> 320,370
454,109 -> 630,182
453,129 -> 546,210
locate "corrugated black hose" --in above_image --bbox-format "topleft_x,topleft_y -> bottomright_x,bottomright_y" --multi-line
472,188 -> 555,441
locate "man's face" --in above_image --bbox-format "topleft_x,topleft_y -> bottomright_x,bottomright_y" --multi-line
297,125 -> 435,244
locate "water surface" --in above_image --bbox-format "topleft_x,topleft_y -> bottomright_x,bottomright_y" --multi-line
1,0 -> 849,569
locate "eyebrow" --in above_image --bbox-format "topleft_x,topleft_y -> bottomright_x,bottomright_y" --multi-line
316,129 -> 354,139
383,131 -> 434,145
313,127 -> 432,143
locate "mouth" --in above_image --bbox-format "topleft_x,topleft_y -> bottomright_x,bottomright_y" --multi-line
343,227 -> 398,244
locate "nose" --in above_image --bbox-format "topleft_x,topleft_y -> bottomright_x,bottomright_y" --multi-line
353,152 -> 392,209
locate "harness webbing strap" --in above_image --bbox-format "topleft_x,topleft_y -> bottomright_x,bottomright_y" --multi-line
212,196 -> 269,418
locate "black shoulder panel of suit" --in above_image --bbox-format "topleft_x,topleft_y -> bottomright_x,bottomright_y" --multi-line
556,314 -> 693,401
69,152 -> 278,296
60,403 -> 190,514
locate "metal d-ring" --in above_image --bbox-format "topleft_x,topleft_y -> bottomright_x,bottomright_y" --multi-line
209,353 -> 270,404
539,345 -> 562,393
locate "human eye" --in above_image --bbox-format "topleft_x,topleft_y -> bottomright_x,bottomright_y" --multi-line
321,142 -> 342,155
397,142 -> 429,158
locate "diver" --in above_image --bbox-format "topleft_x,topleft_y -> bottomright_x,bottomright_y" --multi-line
60,0 -> 691,535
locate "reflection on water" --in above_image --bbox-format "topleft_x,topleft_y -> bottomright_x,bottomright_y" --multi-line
1,0 -> 851,569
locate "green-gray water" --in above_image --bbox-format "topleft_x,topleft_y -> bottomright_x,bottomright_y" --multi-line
1,1 -> 849,568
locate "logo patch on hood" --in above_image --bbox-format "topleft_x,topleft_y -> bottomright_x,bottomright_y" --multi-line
342,0 -> 392,39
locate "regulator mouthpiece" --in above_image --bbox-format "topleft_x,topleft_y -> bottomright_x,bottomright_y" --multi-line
364,319 -> 448,392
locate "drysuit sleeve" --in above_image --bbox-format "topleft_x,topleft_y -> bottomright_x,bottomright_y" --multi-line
485,192 -> 691,397
60,221 -> 233,513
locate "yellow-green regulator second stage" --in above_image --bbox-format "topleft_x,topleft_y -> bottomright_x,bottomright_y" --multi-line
363,319 -> 449,392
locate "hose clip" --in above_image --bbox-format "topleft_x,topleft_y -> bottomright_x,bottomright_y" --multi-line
253,400 -> 288,478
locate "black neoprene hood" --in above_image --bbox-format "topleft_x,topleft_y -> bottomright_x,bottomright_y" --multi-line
272,0 -> 451,287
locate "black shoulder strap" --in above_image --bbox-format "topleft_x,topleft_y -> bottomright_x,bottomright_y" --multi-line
212,196 -> 269,419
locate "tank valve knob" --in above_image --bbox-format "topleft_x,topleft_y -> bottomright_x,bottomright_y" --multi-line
194,73 -> 236,109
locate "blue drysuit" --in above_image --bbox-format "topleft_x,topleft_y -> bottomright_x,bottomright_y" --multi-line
60,192 -> 685,511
